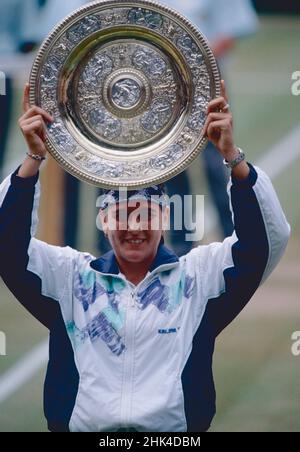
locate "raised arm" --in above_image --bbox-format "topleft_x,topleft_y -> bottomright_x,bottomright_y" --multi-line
197,81 -> 290,336
18,83 -> 52,177
0,84 -> 73,328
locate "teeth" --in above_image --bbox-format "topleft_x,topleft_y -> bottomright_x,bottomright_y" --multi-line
126,239 -> 144,244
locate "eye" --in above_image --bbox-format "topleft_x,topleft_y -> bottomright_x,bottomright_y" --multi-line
138,208 -> 157,221
140,208 -> 150,218
111,209 -> 126,222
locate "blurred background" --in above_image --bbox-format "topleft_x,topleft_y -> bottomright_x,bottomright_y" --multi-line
0,0 -> 299,432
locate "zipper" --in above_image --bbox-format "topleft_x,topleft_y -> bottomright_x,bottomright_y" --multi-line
92,262 -> 180,427
120,288 -> 137,427
130,291 -> 135,307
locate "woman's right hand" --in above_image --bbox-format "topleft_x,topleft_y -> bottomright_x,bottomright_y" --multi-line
18,83 -> 53,157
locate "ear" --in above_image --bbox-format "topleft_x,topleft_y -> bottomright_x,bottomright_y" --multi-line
98,209 -> 109,235
161,205 -> 170,231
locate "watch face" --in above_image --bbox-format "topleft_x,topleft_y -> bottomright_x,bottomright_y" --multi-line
30,0 -> 220,188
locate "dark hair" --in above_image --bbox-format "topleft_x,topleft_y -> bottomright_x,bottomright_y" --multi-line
100,183 -> 166,196
157,182 -> 166,193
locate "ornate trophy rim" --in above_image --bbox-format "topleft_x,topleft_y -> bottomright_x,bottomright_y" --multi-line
29,0 -> 221,188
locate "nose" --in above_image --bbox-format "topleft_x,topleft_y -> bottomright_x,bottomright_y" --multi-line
127,214 -> 143,231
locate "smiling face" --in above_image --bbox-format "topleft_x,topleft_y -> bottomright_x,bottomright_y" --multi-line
100,200 -> 169,264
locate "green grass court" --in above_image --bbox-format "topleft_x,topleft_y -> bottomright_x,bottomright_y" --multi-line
0,16 -> 299,432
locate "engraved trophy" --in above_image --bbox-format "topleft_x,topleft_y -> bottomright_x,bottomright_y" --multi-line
30,0 -> 221,188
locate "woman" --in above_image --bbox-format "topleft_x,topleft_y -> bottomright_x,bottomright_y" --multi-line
0,81 -> 290,432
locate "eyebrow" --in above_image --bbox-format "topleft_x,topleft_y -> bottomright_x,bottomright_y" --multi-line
116,203 -> 158,209
116,206 -> 158,213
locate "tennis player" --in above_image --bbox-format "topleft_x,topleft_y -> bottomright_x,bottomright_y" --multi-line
0,81 -> 290,432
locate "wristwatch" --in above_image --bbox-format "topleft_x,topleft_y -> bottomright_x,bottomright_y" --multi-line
223,147 -> 245,169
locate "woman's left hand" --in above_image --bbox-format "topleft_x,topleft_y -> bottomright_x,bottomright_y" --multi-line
203,80 -> 238,161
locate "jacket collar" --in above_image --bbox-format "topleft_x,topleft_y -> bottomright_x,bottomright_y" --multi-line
90,243 -> 179,276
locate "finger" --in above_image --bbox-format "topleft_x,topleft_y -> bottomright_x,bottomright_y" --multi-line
22,106 -> 53,123
206,96 -> 228,114
207,119 -> 231,136
19,115 -> 48,142
22,83 -> 30,113
205,112 -> 231,122
20,114 -> 45,127
203,112 -> 231,135
23,121 -> 47,143
221,80 -> 229,103
25,117 -> 47,141
22,120 -> 46,137
22,106 -> 53,124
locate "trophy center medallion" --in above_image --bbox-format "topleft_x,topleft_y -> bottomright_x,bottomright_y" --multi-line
111,77 -> 142,109
103,68 -> 151,119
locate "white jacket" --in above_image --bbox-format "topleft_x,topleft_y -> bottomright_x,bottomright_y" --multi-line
0,163 -> 290,432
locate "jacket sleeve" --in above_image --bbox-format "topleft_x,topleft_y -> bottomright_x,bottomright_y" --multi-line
192,163 -> 291,336
0,165 -> 75,329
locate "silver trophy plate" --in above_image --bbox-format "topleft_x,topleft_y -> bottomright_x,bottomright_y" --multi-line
30,0 -> 220,188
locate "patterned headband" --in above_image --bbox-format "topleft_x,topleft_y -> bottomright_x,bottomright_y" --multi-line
98,185 -> 169,211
